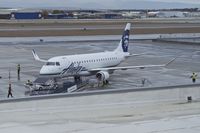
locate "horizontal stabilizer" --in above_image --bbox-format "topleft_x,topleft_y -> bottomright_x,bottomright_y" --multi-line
125,53 -> 147,58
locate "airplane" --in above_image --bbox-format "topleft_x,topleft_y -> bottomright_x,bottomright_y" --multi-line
32,23 -> 175,83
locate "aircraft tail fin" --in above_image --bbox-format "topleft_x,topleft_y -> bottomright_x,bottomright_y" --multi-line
115,23 -> 131,53
32,49 -> 47,62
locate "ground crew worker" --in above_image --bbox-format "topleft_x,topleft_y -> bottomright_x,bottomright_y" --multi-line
26,80 -> 33,86
7,83 -> 13,98
17,64 -> 20,79
190,72 -> 198,83
141,78 -> 146,87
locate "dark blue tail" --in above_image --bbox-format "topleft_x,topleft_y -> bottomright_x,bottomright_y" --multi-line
115,23 -> 131,53
122,28 -> 130,52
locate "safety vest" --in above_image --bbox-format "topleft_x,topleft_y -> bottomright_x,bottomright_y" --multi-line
191,73 -> 197,79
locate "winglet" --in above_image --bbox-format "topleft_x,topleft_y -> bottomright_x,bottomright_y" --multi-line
32,49 -> 47,62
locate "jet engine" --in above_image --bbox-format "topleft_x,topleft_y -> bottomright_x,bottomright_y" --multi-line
96,71 -> 110,81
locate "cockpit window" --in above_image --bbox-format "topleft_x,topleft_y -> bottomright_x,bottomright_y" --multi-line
56,62 -> 60,66
46,62 -> 60,66
46,62 -> 55,66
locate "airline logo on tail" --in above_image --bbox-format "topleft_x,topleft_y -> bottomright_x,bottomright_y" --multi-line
114,23 -> 131,53
122,29 -> 129,52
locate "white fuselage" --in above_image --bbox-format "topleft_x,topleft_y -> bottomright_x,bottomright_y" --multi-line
35,23 -> 131,77
40,50 -> 126,76
33,23 -> 170,80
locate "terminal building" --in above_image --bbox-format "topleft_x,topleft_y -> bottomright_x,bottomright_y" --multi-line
0,9 -> 12,19
11,12 -> 42,19
0,8 -> 42,19
0,8 -> 200,19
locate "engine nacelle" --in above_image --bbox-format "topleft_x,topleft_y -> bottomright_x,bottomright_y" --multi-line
96,71 -> 110,81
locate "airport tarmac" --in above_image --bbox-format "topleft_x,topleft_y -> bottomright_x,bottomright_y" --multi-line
0,36 -> 200,99
0,23 -> 199,30
0,85 -> 200,133
0,18 -> 200,36
0,33 -> 200,132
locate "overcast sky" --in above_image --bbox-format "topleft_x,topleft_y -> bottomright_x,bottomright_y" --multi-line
1,0 -> 200,9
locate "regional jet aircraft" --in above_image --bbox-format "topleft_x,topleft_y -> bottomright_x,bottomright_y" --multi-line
32,23 -> 175,82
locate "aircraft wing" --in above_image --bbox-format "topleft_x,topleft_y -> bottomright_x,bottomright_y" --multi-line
89,57 -> 176,72
32,49 -> 48,62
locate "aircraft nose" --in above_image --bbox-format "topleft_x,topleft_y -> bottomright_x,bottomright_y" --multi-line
39,66 -> 61,75
39,66 -> 49,75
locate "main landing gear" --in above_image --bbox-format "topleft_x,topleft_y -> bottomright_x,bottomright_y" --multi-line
74,76 -> 81,83
98,80 -> 109,87
103,80 -> 109,85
